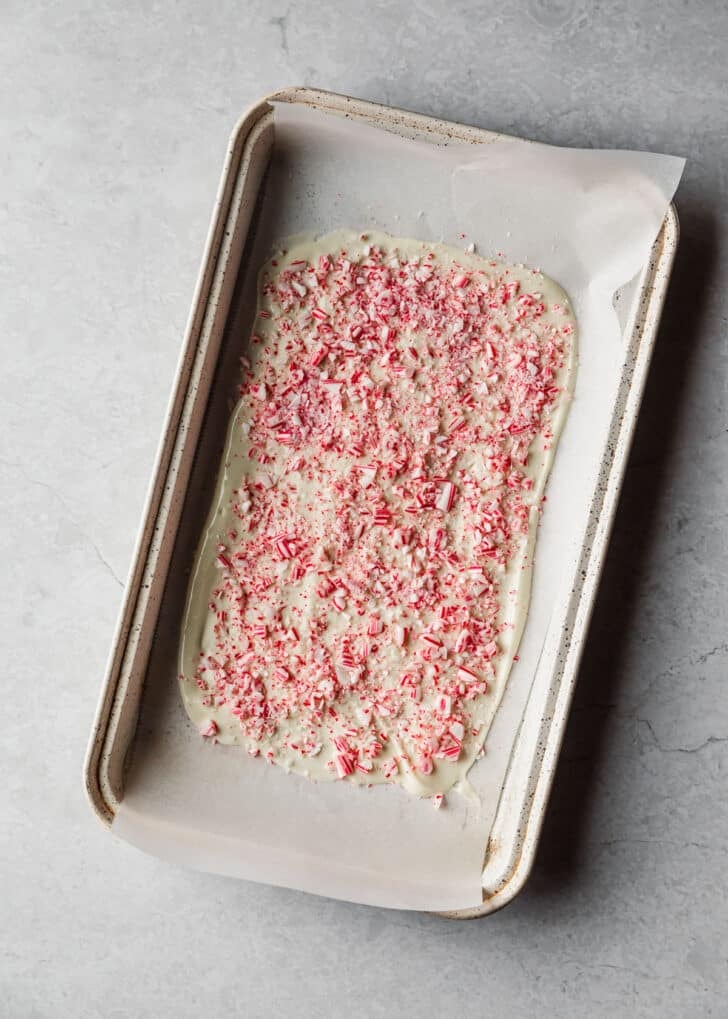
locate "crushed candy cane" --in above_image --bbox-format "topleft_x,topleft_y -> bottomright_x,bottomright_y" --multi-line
180,232 -> 575,799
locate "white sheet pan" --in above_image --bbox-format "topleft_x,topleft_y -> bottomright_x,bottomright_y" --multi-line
84,88 -> 679,916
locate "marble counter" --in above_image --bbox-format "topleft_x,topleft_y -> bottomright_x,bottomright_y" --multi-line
1,1 -> 726,1015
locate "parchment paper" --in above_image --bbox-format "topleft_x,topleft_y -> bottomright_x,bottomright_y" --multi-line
114,102 -> 683,911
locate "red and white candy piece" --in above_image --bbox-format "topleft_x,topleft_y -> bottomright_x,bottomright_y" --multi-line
436,481 -> 456,512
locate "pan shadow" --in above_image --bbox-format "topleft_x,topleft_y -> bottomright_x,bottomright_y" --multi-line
524,200 -> 717,897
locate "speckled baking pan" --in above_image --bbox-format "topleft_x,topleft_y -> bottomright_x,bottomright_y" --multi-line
84,87 -> 679,917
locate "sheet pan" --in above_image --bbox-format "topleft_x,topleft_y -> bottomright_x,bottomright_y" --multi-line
85,88 -> 680,915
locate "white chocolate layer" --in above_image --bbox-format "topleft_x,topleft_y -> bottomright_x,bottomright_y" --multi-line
179,230 -> 577,798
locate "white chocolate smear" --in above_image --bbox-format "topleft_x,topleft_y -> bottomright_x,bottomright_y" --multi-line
179,230 -> 577,800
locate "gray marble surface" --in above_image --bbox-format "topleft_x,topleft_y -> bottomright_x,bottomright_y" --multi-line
2,2 -> 726,1016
